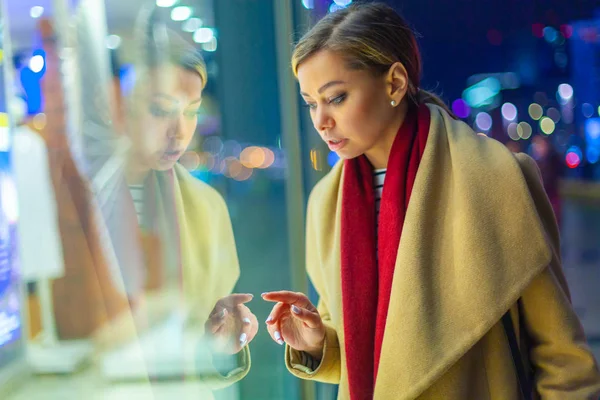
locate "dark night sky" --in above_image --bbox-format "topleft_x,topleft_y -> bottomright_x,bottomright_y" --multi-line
383,0 -> 600,101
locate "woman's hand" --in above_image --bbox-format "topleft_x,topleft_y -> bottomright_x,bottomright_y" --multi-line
204,293 -> 258,355
262,291 -> 326,360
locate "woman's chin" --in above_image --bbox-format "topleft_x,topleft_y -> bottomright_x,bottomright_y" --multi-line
152,159 -> 177,171
336,148 -> 362,161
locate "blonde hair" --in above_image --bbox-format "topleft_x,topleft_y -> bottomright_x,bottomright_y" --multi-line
292,2 -> 454,117
145,28 -> 208,89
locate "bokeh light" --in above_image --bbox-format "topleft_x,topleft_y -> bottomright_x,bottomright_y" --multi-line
106,35 -> 122,50
533,92 -> 548,106
240,146 -> 272,169
179,151 -> 201,171
32,113 -> 47,130
582,103 -> 594,118
182,18 -> 203,33
233,165 -> 253,181
198,152 -> 215,170
501,102 -> 517,121
329,3 -> 344,13
203,136 -> 224,156
587,147 -> 600,164
540,117 -> 555,134
554,52 -> 568,68
227,158 -> 243,178
475,112 -> 492,131
528,104 -> 543,120
301,0 -> 315,9
223,140 -> 242,158
507,122 -> 519,141
547,107 -> 561,123
532,23 -> 544,38
557,83 -> 573,100
157,0 -> 177,7
201,37 -> 218,52
585,119 -> 600,141
517,122 -> 532,140
566,146 -> 582,169
171,6 -> 192,21
194,28 -> 214,44
258,148 -> 275,169
543,26 -> 558,43
30,6 -> 44,19
29,55 -> 44,73
560,24 -> 573,39
452,99 -> 470,119
463,77 -> 501,108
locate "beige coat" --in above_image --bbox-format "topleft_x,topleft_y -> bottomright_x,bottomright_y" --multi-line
286,104 -> 600,399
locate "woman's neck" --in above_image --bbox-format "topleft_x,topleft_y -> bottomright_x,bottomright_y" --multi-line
126,158 -> 150,185
365,101 -> 409,170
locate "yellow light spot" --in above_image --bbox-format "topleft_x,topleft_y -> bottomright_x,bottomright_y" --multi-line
310,148 -> 322,171
528,103 -> 543,120
33,113 -> 47,130
517,122 -> 532,139
540,117 -> 555,135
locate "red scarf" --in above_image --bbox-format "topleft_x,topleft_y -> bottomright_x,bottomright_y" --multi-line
341,104 -> 430,399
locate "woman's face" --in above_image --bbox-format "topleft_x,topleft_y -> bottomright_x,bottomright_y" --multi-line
297,50 -> 401,163
131,64 -> 204,171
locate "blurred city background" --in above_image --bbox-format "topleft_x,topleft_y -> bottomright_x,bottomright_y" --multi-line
0,0 -> 599,399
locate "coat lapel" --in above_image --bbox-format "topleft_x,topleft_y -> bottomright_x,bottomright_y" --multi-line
372,105 -> 552,399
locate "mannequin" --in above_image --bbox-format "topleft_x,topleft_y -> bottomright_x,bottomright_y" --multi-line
11,97 -> 64,343
11,96 -> 93,373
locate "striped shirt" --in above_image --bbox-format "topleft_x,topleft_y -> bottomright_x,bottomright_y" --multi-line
374,169 -> 386,229
129,184 -> 144,224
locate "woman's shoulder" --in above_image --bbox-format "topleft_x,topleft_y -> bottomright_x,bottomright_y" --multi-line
173,163 -> 228,211
512,152 -> 541,177
308,160 -> 344,208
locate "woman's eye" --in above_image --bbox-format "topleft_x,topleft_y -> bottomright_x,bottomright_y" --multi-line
149,104 -> 173,118
329,94 -> 346,105
183,109 -> 200,119
304,103 -> 317,110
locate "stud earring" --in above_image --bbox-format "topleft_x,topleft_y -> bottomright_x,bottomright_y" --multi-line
391,100 -> 397,107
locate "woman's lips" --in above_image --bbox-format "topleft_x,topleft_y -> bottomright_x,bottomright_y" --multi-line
327,139 -> 348,151
161,149 -> 183,162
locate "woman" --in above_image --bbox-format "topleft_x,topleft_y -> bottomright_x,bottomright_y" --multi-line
113,28 -> 258,386
263,3 -> 600,399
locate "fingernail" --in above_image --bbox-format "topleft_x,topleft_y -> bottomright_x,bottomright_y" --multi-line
291,305 -> 300,314
218,309 -> 227,319
248,294 -> 254,299
261,292 -> 268,297
266,316 -> 273,323
274,331 -> 284,345
243,317 -> 251,325
239,333 -> 247,347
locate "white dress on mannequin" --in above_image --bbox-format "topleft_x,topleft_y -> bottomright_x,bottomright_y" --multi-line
12,126 -> 64,282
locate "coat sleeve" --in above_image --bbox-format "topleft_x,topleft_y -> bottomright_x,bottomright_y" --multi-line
200,185 -> 251,388
515,153 -> 600,399
179,175 -> 251,389
284,188 -> 342,384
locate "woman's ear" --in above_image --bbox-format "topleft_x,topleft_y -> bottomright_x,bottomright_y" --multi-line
386,62 -> 409,105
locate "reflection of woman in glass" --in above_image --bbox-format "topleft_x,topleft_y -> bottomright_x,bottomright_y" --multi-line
263,3 -> 600,399
121,29 -> 257,384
